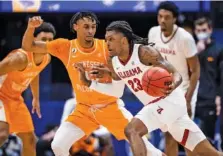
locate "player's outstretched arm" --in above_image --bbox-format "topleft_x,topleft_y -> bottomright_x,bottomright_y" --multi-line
22,16 -> 48,54
139,45 -> 182,91
0,51 -> 27,76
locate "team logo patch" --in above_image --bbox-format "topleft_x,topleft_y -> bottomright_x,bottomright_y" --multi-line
72,48 -> 77,53
207,57 -> 214,62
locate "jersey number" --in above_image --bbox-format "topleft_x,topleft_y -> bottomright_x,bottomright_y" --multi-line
128,78 -> 143,92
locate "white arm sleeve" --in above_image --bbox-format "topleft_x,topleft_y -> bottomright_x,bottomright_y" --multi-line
89,80 -> 125,98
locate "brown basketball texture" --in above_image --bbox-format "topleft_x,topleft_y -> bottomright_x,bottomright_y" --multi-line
141,67 -> 173,97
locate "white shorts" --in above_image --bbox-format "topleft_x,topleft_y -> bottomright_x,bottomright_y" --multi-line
135,88 -> 206,151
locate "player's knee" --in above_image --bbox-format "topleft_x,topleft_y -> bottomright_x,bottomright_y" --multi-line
0,122 -> 9,146
124,123 -> 141,139
27,132 -> 36,148
125,123 -> 136,138
165,132 -> 176,145
125,118 -> 147,139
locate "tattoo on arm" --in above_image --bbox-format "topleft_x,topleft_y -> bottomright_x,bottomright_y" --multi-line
139,45 -> 182,87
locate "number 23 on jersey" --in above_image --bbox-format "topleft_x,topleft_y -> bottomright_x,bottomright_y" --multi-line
128,78 -> 143,92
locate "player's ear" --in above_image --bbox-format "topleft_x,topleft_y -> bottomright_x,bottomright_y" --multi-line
73,24 -> 78,31
121,37 -> 128,45
173,17 -> 176,24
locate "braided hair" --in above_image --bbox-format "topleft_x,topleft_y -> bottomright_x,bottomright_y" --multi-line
106,21 -> 148,46
70,11 -> 100,33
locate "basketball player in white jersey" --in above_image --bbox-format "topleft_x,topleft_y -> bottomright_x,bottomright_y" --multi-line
85,20 -> 222,156
148,2 -> 200,155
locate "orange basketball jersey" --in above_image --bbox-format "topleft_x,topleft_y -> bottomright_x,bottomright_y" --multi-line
0,49 -> 49,100
47,38 -> 117,105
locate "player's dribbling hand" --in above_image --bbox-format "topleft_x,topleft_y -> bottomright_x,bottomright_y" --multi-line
90,65 -> 111,78
28,16 -> 43,28
74,63 -> 91,87
32,98 -> 42,118
161,81 -> 176,97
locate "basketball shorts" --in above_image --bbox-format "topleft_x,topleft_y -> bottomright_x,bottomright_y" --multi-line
135,88 -> 206,151
0,96 -> 34,133
66,101 -> 133,140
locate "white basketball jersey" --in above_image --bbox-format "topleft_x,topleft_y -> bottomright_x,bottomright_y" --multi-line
112,44 -> 164,105
148,25 -> 197,91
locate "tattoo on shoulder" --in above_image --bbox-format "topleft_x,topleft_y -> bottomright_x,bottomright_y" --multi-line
139,45 -> 163,66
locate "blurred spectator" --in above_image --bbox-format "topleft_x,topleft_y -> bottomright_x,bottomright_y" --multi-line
194,17 -> 223,145
0,134 -> 22,156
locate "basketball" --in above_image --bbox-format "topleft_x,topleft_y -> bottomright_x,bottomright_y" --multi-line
141,67 -> 173,97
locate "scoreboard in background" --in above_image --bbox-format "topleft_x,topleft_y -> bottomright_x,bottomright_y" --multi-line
0,0 -> 210,13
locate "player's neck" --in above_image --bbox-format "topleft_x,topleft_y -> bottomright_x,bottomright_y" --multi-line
77,38 -> 94,49
119,46 -> 131,63
163,26 -> 174,37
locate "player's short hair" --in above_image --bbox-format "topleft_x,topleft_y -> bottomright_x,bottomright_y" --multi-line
70,11 -> 100,33
195,17 -> 212,28
157,1 -> 179,18
34,22 -> 56,37
106,20 -> 148,45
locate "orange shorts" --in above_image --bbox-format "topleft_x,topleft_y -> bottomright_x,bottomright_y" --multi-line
0,96 -> 34,133
66,102 -> 132,140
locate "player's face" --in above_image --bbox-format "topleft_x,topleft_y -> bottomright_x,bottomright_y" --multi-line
35,32 -> 54,42
105,30 -> 124,57
195,23 -> 212,41
158,9 -> 176,32
75,17 -> 97,42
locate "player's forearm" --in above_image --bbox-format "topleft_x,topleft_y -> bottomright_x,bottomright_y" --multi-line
22,25 -> 36,52
90,80 -> 124,98
186,69 -> 200,101
30,75 -> 40,100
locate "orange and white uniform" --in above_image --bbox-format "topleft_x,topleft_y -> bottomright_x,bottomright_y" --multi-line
49,38 -> 162,156
0,49 -> 50,133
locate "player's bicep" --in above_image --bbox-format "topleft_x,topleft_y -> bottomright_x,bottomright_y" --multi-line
46,38 -> 70,61
139,45 -> 164,66
139,45 -> 177,74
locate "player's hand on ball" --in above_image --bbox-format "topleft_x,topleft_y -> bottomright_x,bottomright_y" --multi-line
163,81 -> 176,96
32,98 -> 41,118
28,16 -> 43,28
74,63 -> 91,87
90,65 -> 111,78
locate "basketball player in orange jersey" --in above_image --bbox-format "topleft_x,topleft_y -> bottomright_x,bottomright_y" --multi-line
0,22 -> 55,156
22,13 -> 165,156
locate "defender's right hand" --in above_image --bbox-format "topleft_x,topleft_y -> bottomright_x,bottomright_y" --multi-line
28,16 -> 43,28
